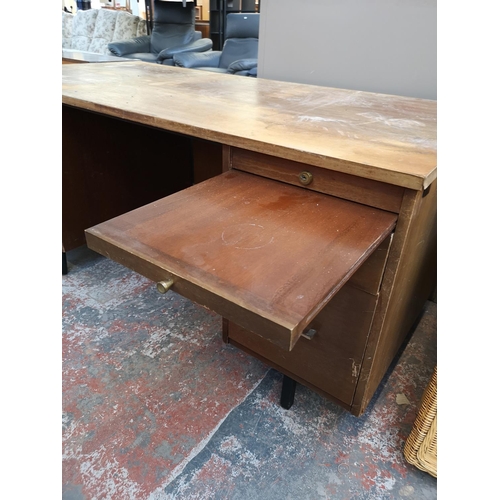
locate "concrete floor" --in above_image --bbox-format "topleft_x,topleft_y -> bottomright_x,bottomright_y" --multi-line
62,246 -> 437,500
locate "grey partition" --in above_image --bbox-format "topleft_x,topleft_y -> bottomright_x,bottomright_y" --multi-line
257,0 -> 436,99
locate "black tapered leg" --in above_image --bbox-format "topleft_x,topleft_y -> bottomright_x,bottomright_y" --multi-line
62,252 -> 68,275
280,375 -> 297,410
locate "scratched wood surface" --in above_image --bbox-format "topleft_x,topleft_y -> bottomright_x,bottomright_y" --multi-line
62,62 -> 437,190
86,170 -> 397,351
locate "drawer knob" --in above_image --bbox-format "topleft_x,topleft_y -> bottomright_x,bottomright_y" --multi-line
298,171 -> 313,186
301,328 -> 317,340
156,279 -> 174,294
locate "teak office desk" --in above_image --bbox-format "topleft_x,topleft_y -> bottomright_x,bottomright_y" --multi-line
62,62 -> 437,416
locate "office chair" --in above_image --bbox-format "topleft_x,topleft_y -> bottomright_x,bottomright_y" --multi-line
108,0 -> 212,65
173,13 -> 259,76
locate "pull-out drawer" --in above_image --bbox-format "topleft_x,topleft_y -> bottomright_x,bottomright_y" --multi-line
85,170 -> 397,352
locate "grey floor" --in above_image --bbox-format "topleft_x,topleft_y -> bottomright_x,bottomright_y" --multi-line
63,246 -> 438,499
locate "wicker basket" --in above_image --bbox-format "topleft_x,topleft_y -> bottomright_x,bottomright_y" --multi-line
403,366 -> 437,478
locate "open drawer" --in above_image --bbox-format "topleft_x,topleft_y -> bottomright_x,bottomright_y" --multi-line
85,170 -> 397,352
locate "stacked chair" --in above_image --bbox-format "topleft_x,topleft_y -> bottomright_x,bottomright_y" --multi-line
108,0 -> 212,65
174,13 -> 259,76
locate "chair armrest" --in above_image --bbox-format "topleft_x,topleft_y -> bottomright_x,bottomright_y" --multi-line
246,67 -> 258,77
227,58 -> 258,74
173,50 -> 221,69
157,38 -> 213,62
108,36 -> 151,56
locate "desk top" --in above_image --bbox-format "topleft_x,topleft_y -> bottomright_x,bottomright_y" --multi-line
62,62 -> 436,190
62,49 -> 130,63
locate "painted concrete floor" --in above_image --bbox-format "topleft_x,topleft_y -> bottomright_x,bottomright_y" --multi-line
62,246 -> 437,500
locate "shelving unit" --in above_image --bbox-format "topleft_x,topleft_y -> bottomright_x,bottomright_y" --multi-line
143,1 -> 200,37
142,0 -> 151,35
209,0 -> 259,50
100,0 -> 131,13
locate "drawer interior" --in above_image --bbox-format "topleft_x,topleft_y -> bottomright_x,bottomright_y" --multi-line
86,170 -> 397,351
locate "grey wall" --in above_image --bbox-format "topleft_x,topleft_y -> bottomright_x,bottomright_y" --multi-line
257,0 -> 436,99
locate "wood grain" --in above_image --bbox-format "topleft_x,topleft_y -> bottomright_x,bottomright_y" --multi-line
86,170 -> 397,351
62,62 -> 436,190
351,181 -> 437,415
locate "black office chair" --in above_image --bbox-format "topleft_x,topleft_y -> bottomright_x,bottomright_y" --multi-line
173,13 -> 259,76
108,1 -> 212,65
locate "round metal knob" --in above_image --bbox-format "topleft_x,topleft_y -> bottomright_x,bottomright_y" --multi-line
298,171 -> 313,186
156,279 -> 174,294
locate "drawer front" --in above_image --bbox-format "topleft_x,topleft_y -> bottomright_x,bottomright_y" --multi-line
231,148 -> 404,213
227,282 -> 379,407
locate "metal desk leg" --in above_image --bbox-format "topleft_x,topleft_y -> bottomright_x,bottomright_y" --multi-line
280,375 -> 297,410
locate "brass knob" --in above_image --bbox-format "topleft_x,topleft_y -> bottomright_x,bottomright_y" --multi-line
156,279 -> 174,294
298,171 -> 313,186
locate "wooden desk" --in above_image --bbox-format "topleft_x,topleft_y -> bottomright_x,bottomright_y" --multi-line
63,62 -> 436,416
62,49 -> 131,64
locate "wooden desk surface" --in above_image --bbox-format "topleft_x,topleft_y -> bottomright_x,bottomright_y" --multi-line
62,49 -> 130,64
62,62 -> 437,190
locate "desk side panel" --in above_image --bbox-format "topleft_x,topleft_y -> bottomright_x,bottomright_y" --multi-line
352,181 -> 437,415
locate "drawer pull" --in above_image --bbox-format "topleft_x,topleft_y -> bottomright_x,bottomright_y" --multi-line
298,171 -> 313,186
301,328 -> 317,340
156,279 -> 174,294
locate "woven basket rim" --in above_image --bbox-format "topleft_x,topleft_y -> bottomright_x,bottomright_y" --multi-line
403,366 -> 437,478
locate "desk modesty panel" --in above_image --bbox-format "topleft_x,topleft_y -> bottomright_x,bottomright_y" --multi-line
62,62 -> 437,416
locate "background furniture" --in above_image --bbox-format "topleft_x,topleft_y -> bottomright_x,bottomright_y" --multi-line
108,1 -> 212,64
174,12 -> 259,76
63,62 -> 436,417
62,8 -> 146,55
76,0 -> 91,10
100,0 -> 131,13
209,0 -> 258,50
404,366 -> 438,477
62,48 -> 131,63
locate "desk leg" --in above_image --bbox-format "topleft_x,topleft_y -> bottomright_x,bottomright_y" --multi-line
63,252 -> 68,275
280,375 -> 297,410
